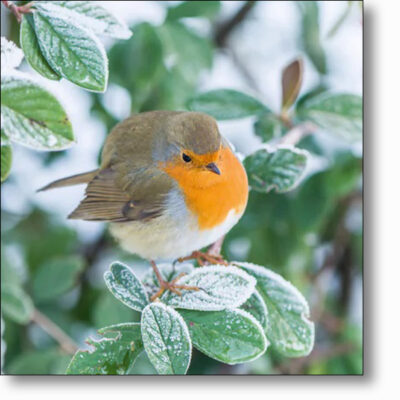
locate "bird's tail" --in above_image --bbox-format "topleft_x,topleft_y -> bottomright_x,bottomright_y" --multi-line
37,170 -> 98,192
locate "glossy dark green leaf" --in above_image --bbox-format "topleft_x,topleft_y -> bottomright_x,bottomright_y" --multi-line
1,75 -> 74,150
236,262 -> 314,357
141,303 -> 191,375
187,89 -> 267,120
244,147 -> 308,193
20,15 -> 61,80
66,323 -> 143,374
179,308 -> 268,364
34,2 -> 108,92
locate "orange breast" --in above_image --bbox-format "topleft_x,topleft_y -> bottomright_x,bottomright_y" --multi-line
162,146 -> 248,230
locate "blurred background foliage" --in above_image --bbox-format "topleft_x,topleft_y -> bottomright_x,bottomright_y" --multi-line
1,1 -> 362,375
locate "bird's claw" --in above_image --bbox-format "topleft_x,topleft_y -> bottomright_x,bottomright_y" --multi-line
177,250 -> 228,266
150,272 -> 199,301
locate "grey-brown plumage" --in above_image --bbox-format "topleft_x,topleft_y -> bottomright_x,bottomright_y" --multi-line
39,111 -> 222,222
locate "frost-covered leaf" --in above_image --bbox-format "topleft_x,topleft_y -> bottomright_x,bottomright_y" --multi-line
235,262 -> 315,357
66,323 -> 143,375
32,256 -> 84,302
254,112 -> 288,142
166,1 -> 221,21
20,16 -> 61,81
187,89 -> 267,120
240,290 -> 268,329
44,1 -> 132,39
1,37 -> 24,72
142,262 -> 194,289
33,3 -> 108,92
141,303 -> 191,375
244,147 -> 308,193
179,308 -> 268,364
297,93 -> 362,141
281,58 -> 303,111
104,261 -> 149,312
1,131 -> 12,183
161,266 -> 256,311
1,283 -> 33,324
1,74 -> 74,150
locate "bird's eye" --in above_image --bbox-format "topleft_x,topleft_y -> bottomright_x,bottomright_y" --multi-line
182,153 -> 191,163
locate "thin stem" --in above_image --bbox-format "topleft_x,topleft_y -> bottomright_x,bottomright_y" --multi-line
278,121 -> 319,146
1,0 -> 33,23
31,308 -> 78,355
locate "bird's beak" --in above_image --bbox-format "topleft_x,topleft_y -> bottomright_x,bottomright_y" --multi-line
206,162 -> 221,175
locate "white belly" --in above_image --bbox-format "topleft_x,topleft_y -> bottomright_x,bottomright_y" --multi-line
109,207 -> 243,261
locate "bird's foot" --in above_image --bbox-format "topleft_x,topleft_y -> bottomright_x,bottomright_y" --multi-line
177,250 -> 228,266
150,272 -> 199,301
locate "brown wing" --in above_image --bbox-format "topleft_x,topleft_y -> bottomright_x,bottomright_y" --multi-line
68,168 -> 167,222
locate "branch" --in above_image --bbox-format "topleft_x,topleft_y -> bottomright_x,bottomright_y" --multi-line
214,1 -> 257,47
1,0 -> 33,23
278,121 -> 319,146
31,308 -> 78,354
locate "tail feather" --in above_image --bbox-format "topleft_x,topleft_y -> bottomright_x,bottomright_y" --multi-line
37,170 -> 98,192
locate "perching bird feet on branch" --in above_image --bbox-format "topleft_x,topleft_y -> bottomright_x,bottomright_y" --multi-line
177,250 -> 229,266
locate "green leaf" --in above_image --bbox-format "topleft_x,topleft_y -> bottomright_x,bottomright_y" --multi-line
46,1 -> 132,39
141,303 -> 191,375
6,348 -> 70,374
240,290 -> 268,330
20,15 -> 61,80
179,308 -> 268,364
33,3 -> 108,92
254,112 -> 288,142
161,265 -> 256,311
159,21 -> 213,86
66,323 -> 143,375
235,262 -> 315,357
281,58 -> 303,111
297,93 -> 362,141
244,147 -> 308,193
187,89 -> 267,120
32,256 -> 84,302
1,74 -> 74,150
1,131 -> 12,183
1,283 -> 34,324
298,1 -> 327,75
167,1 -> 221,21
104,261 -> 149,312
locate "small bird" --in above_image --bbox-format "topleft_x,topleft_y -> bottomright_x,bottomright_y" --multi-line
40,111 -> 248,298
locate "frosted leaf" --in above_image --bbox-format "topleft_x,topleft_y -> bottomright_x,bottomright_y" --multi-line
20,16 -> 60,81
161,266 -> 256,311
179,308 -> 268,365
141,303 -> 191,375
235,262 -> 315,357
1,74 -> 74,150
66,323 -> 143,375
244,146 -> 308,193
240,289 -> 268,329
1,283 -> 33,325
1,37 -> 24,73
104,261 -> 149,312
298,93 -> 362,141
43,1 -> 132,39
142,262 -> 194,290
33,3 -> 108,92
1,130 -> 12,183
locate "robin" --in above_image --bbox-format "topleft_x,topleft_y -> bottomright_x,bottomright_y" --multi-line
40,111 -> 249,299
